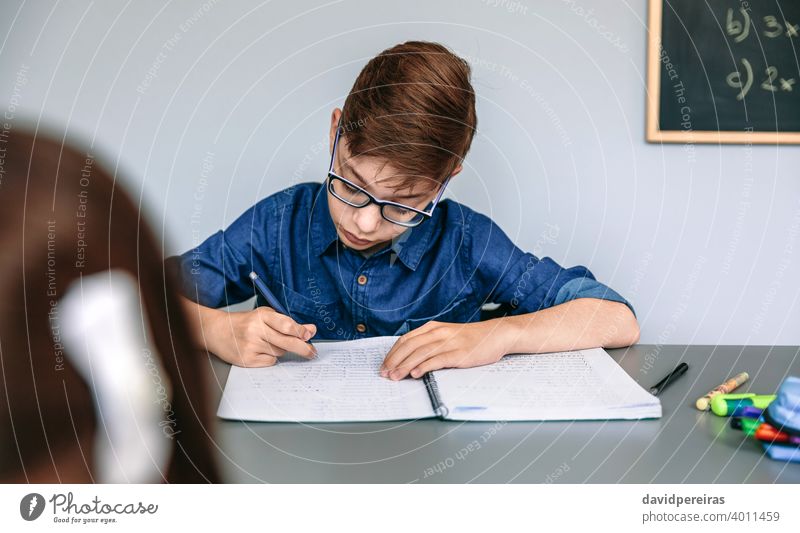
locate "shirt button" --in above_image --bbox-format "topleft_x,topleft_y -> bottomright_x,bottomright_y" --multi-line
356,323 -> 367,333
357,274 -> 368,285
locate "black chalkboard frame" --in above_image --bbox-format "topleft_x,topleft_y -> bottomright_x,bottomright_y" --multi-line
646,0 -> 800,144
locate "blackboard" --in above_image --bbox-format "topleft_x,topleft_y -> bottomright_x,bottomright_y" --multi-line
647,0 -> 800,143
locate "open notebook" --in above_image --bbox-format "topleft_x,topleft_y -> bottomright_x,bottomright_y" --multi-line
217,336 -> 661,422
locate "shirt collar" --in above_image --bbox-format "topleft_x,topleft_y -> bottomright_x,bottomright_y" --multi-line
385,215 -> 438,271
310,185 -> 339,256
310,183 -> 441,271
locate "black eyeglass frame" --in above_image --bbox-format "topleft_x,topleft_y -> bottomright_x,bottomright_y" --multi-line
326,121 -> 451,228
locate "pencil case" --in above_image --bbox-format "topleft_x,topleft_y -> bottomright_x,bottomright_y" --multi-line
763,376 -> 800,437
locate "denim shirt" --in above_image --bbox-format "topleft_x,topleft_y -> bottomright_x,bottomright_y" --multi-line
167,182 -> 633,340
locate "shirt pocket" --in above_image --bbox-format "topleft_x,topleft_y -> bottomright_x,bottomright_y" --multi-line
393,297 -> 470,336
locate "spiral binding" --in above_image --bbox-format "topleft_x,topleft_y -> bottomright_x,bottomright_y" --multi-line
422,372 -> 449,418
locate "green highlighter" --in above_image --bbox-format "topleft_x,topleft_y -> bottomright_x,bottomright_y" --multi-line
710,393 -> 776,416
730,416 -> 762,435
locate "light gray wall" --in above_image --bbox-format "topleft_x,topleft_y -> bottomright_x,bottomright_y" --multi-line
2,0 -> 798,345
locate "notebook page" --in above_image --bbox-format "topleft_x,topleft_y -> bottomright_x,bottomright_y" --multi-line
433,348 -> 661,421
217,336 -> 434,422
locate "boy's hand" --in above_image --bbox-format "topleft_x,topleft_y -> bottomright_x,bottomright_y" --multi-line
380,320 -> 514,380
209,307 -> 317,367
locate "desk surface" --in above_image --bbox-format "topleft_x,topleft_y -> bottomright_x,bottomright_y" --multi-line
208,345 -> 800,483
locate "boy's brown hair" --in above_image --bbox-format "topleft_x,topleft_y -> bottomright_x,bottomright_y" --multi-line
341,41 -> 477,191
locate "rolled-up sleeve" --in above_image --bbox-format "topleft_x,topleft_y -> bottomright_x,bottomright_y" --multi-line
552,277 -> 635,316
466,210 -> 634,316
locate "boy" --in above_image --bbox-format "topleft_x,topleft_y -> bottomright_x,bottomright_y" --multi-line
169,41 -> 639,380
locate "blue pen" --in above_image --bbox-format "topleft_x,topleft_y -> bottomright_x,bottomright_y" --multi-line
249,271 -> 316,350
249,271 -> 289,314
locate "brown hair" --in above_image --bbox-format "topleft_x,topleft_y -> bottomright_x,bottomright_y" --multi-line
0,130 -> 220,483
341,41 -> 477,191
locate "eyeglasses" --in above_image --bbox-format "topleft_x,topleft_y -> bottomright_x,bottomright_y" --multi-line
326,121 -> 450,228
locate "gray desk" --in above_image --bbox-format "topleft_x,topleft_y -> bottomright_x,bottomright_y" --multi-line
208,345 -> 800,483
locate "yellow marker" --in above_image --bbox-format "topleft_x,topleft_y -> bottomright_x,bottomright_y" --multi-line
695,372 -> 749,410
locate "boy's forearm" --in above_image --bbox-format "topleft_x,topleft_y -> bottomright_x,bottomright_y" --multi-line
497,298 -> 640,355
179,296 -> 223,350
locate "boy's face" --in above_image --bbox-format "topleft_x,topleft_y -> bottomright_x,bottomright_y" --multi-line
326,109 -> 460,255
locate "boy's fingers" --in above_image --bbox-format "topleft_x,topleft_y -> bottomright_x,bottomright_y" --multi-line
383,331 -> 435,373
265,329 -> 316,359
383,325 -> 452,374
387,344 -> 444,380
253,354 -> 279,367
409,352 -> 460,378
241,337 -> 282,358
261,309 -> 309,339
394,321 -> 441,345
394,322 -> 432,343
233,353 -> 277,368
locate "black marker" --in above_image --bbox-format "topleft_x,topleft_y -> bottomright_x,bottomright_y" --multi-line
649,362 -> 689,396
